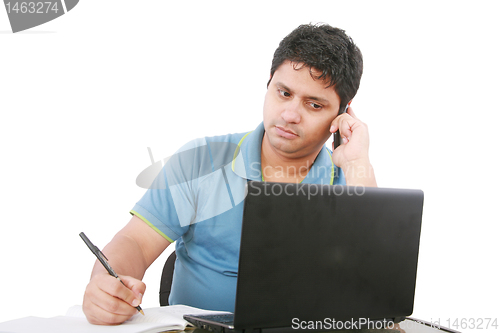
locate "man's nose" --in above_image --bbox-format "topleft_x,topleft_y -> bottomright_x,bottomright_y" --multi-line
281,100 -> 301,124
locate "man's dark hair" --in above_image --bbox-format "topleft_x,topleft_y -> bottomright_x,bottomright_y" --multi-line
268,23 -> 363,112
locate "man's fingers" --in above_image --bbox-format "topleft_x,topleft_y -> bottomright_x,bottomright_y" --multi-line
330,106 -> 359,132
330,113 -> 355,139
119,275 -> 146,306
92,275 -> 139,311
346,106 -> 358,119
85,291 -> 136,325
99,275 -> 144,309
83,274 -> 143,325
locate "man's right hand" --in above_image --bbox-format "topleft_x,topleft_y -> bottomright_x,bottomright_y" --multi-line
83,273 -> 146,325
81,215 -> 171,325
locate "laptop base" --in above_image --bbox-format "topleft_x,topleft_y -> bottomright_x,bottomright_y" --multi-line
184,314 -> 406,333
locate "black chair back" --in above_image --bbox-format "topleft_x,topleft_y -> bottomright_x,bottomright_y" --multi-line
159,251 -> 176,306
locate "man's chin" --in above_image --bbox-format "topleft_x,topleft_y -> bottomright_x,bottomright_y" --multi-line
268,136 -> 302,155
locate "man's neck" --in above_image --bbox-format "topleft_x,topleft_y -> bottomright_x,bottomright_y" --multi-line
260,133 -> 322,183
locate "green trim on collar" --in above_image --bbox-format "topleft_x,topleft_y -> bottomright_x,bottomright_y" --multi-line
325,149 -> 335,185
231,131 -> 252,173
233,128 -> 335,184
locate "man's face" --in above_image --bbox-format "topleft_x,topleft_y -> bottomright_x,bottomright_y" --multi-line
263,61 -> 342,159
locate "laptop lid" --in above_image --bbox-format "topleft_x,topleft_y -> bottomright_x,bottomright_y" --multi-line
232,182 -> 424,330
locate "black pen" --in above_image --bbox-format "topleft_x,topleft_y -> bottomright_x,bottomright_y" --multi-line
79,232 -> 144,315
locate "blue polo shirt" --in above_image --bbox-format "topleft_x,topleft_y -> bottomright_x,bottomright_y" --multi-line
130,122 -> 345,311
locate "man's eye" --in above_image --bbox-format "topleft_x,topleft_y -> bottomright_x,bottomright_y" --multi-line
308,102 -> 322,110
279,89 -> 291,97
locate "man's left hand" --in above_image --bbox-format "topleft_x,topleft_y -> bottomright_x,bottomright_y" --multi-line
329,106 -> 377,187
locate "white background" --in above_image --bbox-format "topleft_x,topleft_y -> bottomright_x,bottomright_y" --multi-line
1,1 -> 499,332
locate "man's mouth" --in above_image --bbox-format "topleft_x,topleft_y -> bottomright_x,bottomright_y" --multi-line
275,125 -> 299,139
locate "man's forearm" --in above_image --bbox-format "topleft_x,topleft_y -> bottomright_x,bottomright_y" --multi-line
343,160 -> 377,187
91,233 -> 149,280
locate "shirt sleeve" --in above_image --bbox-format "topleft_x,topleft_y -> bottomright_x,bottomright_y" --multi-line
130,137 -> 239,242
130,139 -> 209,242
131,163 -> 191,243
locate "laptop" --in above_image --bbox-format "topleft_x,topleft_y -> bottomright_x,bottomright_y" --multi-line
184,181 -> 424,332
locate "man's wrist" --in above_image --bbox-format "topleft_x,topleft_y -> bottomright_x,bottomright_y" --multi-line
342,160 -> 377,187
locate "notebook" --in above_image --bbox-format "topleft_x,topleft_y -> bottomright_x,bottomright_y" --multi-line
0,305 -> 230,333
184,181 -> 424,333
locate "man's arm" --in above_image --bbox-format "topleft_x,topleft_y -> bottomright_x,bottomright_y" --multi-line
83,215 -> 171,325
330,106 -> 377,187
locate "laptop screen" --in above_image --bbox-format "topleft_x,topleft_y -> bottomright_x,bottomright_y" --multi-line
234,182 -> 424,329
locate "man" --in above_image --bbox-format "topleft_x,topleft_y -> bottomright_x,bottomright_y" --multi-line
83,23 -> 377,325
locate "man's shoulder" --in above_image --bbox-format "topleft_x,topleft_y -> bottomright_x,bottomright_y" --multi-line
175,129 -> 252,152
167,129 -> 254,170
204,130 -> 253,144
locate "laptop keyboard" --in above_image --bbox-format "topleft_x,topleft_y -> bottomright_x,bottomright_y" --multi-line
196,313 -> 235,324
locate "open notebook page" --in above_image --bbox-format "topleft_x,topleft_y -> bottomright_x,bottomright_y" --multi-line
0,305 -> 230,333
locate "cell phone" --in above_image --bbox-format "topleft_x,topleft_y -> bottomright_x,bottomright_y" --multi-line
333,103 -> 350,150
